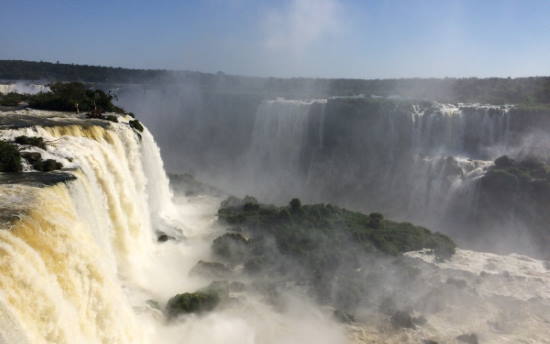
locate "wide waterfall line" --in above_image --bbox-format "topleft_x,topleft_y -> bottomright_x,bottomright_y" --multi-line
0,122 -> 173,343
237,98 -> 517,229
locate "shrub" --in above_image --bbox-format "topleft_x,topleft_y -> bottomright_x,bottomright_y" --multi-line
494,155 -> 513,168
368,212 -> 384,228
27,82 -> 125,113
290,198 -> 302,211
0,141 -> 22,172
212,233 -> 249,262
0,92 -> 28,106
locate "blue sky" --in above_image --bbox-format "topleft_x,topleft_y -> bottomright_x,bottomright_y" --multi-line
1,0 -> 549,78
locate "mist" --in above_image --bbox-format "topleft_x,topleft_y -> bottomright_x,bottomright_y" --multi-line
1,0 -> 550,343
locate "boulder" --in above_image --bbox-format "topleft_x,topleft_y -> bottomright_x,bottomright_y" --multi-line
165,291 -> 220,318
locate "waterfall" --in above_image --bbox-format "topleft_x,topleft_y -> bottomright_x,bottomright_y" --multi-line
241,98 -> 326,202
232,98 -> 516,227
0,120 -> 173,343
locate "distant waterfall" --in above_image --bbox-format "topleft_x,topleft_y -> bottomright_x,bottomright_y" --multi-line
409,103 -> 513,158
242,98 -> 326,202
0,122 -> 173,343
233,98 -> 518,227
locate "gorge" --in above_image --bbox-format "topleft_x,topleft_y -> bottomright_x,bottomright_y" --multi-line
0,80 -> 549,343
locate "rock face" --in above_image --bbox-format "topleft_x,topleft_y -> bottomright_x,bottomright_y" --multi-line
460,156 -> 550,257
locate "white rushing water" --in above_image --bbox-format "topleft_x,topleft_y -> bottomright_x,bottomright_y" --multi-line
0,109 -> 548,344
0,83 -> 49,95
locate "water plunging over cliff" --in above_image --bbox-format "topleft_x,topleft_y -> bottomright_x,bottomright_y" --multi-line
0,117 -> 171,343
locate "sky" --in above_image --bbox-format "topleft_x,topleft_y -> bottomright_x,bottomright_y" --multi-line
1,0 -> 549,79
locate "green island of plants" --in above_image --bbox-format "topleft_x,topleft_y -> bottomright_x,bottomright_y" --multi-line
206,196 -> 457,314
216,196 -> 456,262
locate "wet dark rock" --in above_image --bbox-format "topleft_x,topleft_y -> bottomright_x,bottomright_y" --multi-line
165,290 -> 220,318
14,136 -> 46,149
32,159 -> 62,172
157,231 -> 175,243
457,333 -> 479,344
21,152 -> 41,163
0,171 -> 75,187
129,119 -> 144,132
0,140 -> 22,172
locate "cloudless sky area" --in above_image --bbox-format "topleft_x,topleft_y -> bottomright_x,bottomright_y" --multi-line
1,0 -> 549,78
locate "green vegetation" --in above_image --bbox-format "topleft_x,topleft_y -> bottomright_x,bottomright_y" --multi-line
476,156 -> 550,258
0,141 -> 22,172
2,60 -> 550,104
0,60 -> 165,83
484,155 -> 550,191
214,196 -> 456,312
0,82 -> 126,114
0,92 -> 28,106
14,136 -> 46,149
165,290 -> 220,318
28,82 -> 124,113
217,196 -> 456,262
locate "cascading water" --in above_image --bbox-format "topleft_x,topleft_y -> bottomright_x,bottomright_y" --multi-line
237,98 -> 522,227
241,98 -> 327,202
0,114 -> 172,343
0,107 -> 548,344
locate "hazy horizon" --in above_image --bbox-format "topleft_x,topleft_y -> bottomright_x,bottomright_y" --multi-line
1,0 -> 549,79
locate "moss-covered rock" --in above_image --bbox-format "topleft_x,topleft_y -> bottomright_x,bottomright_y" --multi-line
21,152 -> 41,163
14,136 -> 46,149
165,290 -> 220,318
474,156 -> 550,257
32,159 -> 63,172
129,119 -> 144,132
0,141 -> 22,173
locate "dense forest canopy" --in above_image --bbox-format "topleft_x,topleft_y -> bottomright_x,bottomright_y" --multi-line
1,60 -> 550,104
